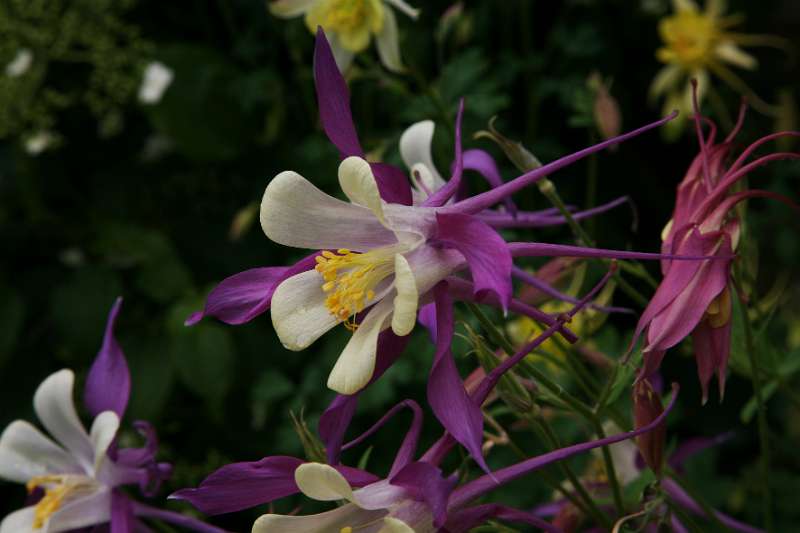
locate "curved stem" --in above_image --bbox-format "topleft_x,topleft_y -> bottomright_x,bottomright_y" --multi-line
133,502 -> 231,533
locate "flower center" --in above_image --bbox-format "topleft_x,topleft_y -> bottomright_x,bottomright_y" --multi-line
658,10 -> 718,67
26,475 -> 95,529
316,0 -> 382,35
315,248 -> 396,330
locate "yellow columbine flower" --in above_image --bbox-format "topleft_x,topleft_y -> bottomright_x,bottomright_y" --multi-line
650,0 -> 760,136
269,0 -> 419,73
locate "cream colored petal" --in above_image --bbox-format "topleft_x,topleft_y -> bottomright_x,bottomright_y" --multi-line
379,517 -> 415,533
327,299 -> 393,394
705,0 -> 726,18
295,463 -> 355,502
88,411 -> 119,474
0,421 -> 78,483
399,121 -> 444,186
715,42 -> 757,70
33,370 -> 94,471
269,0 -> 318,18
672,0 -> 698,13
260,170 -> 397,251
253,505 -> 387,533
271,270 -> 340,350
0,507 -> 36,533
375,6 -> 404,73
339,156 -> 386,224
390,254 -> 417,336
384,0 -> 420,19
327,32 -> 356,72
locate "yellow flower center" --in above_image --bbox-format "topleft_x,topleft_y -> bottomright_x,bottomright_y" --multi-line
305,0 -> 384,52
26,475 -> 95,529
315,248 -> 395,330
340,528 -> 354,533
657,9 -> 719,68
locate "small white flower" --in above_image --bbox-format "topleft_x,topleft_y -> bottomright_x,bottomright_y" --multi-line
138,62 -> 174,104
25,131 -> 54,155
5,49 -> 33,78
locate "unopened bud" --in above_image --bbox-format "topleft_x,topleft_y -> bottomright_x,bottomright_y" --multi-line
589,72 -> 621,141
229,202 -> 259,241
633,378 -> 666,477
474,117 -> 542,173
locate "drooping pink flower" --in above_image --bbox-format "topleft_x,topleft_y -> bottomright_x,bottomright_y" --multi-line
633,90 -> 799,403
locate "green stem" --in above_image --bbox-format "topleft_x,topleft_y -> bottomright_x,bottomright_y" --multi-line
592,422 -> 625,517
737,289 -> 774,532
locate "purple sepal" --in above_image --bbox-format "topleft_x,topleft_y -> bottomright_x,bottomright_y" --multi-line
436,212 -> 512,311
662,478 -> 764,533
313,28 -> 363,158
370,162 -> 413,206
462,149 -> 517,216
445,504 -> 560,533
320,331 -> 410,464
417,303 -> 437,343
170,456 -> 305,515
668,432 -> 735,472
427,283 -> 489,473
111,490 -> 135,533
85,297 -> 130,419
188,253 -> 319,327
116,421 -> 172,497
390,462 -> 455,528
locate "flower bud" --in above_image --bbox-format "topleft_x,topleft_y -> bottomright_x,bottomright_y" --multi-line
633,378 -> 666,477
589,72 -> 621,141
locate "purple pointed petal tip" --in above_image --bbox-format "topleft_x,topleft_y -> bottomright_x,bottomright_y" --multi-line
313,26 -> 363,157
85,297 -> 130,419
169,456 -> 305,516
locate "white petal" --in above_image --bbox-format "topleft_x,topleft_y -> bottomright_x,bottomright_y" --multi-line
399,121 -> 444,186
253,505 -> 387,533
271,270 -> 340,350
295,463 -> 355,502
403,245 -> 464,295
5,49 -> 33,78
0,506 -> 36,533
33,370 -> 93,471
384,0 -> 420,19
338,157 -> 386,224
260,171 -> 397,251
327,299 -> 393,394
268,0 -> 317,17
138,62 -> 173,104
390,254 -> 417,336
0,421 -> 80,483
44,486 -> 111,533
353,480 -> 407,510
89,412 -> 119,474
375,6 -> 404,73
715,42 -> 757,70
379,517 -> 415,533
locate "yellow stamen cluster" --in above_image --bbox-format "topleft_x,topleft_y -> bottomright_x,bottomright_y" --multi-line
305,0 -> 384,53
658,9 -> 719,68
26,475 -> 92,529
315,248 -> 394,330
340,528 -> 354,533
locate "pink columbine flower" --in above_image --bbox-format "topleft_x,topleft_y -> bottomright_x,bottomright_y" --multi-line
632,89 -> 799,403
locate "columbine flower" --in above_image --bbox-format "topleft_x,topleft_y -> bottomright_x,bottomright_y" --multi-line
176,380 -> 678,533
269,0 -> 419,72
650,0 -> 771,135
5,48 -> 33,77
632,93 -> 799,402
0,299 -> 223,533
138,61 -> 174,104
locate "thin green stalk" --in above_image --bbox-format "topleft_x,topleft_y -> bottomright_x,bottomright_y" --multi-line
529,415 -> 613,529
592,422 -> 625,516
737,289 -> 774,532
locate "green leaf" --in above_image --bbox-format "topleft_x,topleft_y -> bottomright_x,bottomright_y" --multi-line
126,335 -> 176,421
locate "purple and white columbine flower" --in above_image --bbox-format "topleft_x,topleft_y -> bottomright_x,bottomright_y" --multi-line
175,386 -> 679,533
0,299 -> 224,533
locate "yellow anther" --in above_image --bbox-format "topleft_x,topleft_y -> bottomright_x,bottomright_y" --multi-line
340,527 -> 354,533
315,248 -> 397,330
27,475 -> 94,530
